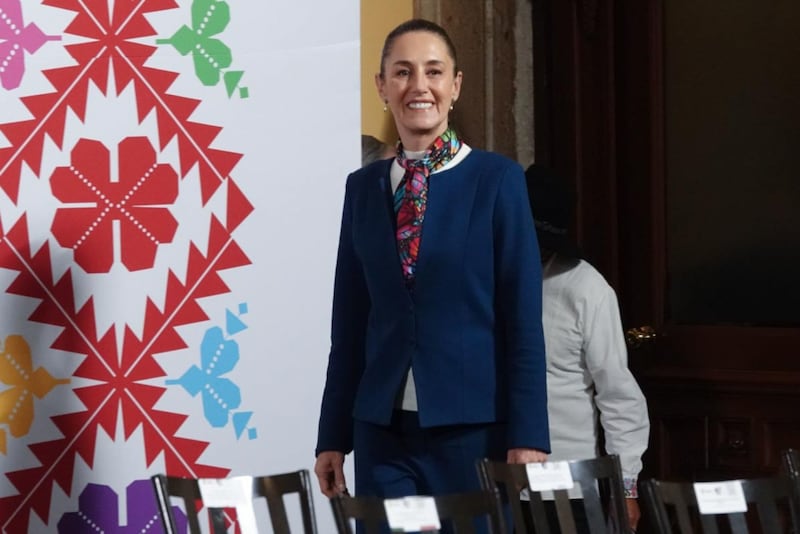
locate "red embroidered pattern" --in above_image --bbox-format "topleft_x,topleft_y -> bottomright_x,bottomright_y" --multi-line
50,137 -> 179,273
0,1 -> 253,531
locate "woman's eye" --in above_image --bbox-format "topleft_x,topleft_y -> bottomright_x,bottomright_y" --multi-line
395,69 -> 410,77
428,70 -> 443,76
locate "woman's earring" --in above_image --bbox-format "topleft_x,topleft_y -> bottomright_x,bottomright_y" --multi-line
383,101 -> 388,112
450,100 -> 456,111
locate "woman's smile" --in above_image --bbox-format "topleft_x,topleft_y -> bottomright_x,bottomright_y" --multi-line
376,30 -> 462,151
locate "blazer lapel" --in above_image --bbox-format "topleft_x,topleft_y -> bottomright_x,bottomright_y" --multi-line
355,165 -> 413,302
414,157 -> 479,291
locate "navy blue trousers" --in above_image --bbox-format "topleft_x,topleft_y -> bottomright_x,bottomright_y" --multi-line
353,410 -> 508,533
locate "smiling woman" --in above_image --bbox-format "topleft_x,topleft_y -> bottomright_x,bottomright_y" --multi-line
314,19 -> 550,534
375,21 -> 461,151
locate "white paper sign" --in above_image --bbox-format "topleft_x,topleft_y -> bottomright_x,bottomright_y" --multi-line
693,481 -> 748,515
525,461 -> 575,491
383,496 -> 442,532
198,476 -> 258,534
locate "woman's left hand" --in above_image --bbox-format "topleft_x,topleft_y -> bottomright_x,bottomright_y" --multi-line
626,498 -> 641,531
507,448 -> 548,464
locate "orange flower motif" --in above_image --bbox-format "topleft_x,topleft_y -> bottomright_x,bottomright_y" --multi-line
0,335 -> 69,454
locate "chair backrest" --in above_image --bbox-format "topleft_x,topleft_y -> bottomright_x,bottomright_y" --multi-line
477,455 -> 630,534
642,476 -> 799,533
780,449 -> 800,530
782,448 -> 800,483
151,469 -> 318,534
329,489 -> 507,534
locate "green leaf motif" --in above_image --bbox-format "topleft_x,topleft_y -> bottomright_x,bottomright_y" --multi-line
223,71 -> 243,98
156,0 -> 247,97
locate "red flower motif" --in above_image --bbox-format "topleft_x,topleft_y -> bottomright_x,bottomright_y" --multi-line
49,137 -> 179,273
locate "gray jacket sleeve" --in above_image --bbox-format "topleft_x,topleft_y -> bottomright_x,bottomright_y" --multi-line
583,285 -> 650,488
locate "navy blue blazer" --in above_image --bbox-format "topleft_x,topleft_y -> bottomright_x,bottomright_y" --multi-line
316,149 -> 549,455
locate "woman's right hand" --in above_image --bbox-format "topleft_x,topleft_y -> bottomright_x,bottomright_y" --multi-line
314,451 -> 348,497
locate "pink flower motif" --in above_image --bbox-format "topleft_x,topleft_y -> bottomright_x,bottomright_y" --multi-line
50,137 -> 179,273
0,0 -> 60,90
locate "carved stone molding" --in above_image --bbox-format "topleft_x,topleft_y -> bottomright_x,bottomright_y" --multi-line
414,0 -> 441,23
412,0 -> 535,161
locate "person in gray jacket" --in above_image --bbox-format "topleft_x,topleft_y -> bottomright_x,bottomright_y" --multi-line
525,164 -> 650,532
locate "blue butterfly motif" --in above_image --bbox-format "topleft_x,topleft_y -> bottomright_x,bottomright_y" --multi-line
168,326 -> 242,427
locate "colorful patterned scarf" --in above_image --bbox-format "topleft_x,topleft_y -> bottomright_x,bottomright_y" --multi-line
394,128 -> 462,287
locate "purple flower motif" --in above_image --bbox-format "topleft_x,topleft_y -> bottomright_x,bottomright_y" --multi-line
57,479 -> 188,533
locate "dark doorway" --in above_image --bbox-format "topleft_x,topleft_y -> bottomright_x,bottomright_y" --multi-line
532,0 -> 800,486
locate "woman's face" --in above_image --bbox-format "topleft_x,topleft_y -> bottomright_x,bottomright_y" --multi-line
376,31 -> 462,151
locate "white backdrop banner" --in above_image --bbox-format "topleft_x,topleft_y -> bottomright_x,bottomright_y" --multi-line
0,0 -> 359,531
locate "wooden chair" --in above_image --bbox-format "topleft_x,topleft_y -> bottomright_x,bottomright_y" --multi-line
478,455 -> 630,534
782,448 -> 800,482
330,489 -> 507,534
641,475 -> 799,533
781,448 -> 800,529
151,469 -> 318,534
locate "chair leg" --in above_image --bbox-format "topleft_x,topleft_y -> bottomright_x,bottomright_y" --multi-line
210,508 -> 226,534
